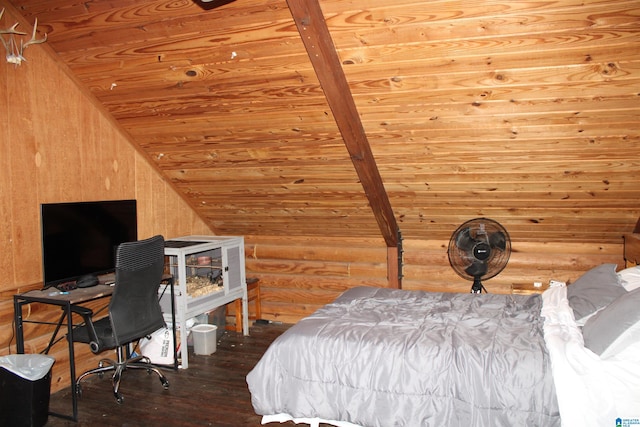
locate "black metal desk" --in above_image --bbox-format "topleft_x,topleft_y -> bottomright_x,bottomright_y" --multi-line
13,278 -> 176,422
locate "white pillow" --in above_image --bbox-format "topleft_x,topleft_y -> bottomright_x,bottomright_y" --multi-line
617,265 -> 640,291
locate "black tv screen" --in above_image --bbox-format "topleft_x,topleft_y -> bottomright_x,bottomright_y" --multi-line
40,200 -> 138,288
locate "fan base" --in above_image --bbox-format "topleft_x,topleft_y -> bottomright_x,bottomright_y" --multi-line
470,278 -> 487,294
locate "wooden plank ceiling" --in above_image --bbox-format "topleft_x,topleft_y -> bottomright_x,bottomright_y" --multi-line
4,0 -> 640,244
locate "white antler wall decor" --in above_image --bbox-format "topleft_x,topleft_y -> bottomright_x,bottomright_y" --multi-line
0,8 -> 47,66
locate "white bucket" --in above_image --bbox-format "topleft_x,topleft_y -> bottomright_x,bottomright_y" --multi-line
191,324 -> 217,355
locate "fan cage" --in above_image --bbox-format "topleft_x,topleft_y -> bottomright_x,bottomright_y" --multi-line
447,218 -> 511,283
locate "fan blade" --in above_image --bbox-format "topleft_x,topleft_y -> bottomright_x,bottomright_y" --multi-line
489,231 -> 507,251
465,260 -> 487,277
456,228 -> 476,252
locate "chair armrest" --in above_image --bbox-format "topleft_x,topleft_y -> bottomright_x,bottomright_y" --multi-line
69,305 -> 102,353
69,304 -> 93,317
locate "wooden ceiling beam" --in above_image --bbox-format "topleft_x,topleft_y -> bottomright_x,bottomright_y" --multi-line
286,0 -> 400,249
287,0 -> 402,288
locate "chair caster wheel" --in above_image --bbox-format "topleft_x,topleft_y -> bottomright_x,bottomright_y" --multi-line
115,393 -> 124,404
161,378 -> 170,389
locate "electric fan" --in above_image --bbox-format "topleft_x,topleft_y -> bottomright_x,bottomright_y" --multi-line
447,218 -> 511,293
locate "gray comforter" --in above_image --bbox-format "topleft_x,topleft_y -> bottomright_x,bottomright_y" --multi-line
247,286 -> 560,427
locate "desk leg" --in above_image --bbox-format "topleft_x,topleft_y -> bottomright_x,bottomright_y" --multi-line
13,297 -> 25,353
13,297 -> 78,421
45,304 -> 79,422
65,302 -> 79,422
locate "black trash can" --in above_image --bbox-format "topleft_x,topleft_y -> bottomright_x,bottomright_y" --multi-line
0,354 -> 55,427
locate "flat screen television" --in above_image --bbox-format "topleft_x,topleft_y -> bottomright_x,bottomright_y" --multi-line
40,199 -> 138,289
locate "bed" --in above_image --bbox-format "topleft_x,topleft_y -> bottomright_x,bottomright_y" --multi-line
247,239 -> 640,426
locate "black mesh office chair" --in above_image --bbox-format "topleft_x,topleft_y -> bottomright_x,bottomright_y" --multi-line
70,235 -> 170,404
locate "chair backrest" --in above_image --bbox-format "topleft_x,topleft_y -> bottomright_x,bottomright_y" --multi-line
109,235 -> 166,346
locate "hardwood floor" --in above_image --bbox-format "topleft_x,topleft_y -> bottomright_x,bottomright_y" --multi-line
44,323 -> 296,427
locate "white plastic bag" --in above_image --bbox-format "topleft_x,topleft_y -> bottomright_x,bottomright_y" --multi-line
0,354 -> 55,381
139,327 -> 178,365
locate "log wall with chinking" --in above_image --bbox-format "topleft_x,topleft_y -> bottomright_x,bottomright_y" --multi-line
243,235 -> 623,324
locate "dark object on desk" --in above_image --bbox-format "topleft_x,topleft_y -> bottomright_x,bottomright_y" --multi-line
54,274 -> 99,292
70,235 -> 170,404
55,281 -> 78,292
76,274 -> 99,288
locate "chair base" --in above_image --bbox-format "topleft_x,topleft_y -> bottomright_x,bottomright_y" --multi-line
76,346 -> 169,404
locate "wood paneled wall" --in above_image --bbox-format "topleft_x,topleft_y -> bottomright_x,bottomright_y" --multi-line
0,7 -> 211,393
245,235 -> 623,324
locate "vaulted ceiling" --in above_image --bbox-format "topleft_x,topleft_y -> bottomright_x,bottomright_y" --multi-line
4,0 -> 640,245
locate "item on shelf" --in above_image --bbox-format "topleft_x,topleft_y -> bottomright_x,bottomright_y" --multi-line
186,276 -> 224,298
197,256 -> 212,265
